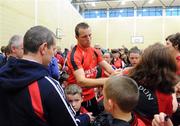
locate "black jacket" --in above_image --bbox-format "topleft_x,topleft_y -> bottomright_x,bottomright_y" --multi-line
0,57 -> 79,126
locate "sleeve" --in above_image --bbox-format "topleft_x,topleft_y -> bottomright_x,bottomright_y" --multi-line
94,49 -> 103,63
42,78 -> 78,126
67,50 -> 83,71
75,114 -> 90,126
165,95 -> 173,116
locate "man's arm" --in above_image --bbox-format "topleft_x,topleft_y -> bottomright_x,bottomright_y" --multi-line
73,68 -> 108,87
99,60 -> 114,74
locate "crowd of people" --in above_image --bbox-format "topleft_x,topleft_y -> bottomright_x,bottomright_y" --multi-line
0,22 -> 179,126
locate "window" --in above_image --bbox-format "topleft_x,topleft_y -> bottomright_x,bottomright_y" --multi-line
109,8 -> 134,17
83,9 -> 107,18
166,6 -> 180,16
82,6 -> 180,18
137,7 -> 162,16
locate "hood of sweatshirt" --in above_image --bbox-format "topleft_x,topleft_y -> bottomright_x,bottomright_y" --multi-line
0,57 -> 49,91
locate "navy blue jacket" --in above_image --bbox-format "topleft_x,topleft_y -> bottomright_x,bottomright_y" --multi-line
0,57 -> 84,126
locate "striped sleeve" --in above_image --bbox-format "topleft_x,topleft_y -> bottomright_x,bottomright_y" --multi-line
41,76 -> 78,126
68,46 -> 83,71
94,48 -> 103,63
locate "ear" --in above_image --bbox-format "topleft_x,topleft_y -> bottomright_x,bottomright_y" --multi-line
81,95 -> 84,102
107,99 -> 114,111
11,45 -> 16,53
39,42 -> 48,56
80,97 -> 83,103
75,35 -> 78,39
174,45 -> 179,50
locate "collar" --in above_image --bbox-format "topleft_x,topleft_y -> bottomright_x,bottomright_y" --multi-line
77,44 -> 90,51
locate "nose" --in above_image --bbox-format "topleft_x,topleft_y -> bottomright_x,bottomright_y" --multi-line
72,101 -> 76,107
87,35 -> 91,40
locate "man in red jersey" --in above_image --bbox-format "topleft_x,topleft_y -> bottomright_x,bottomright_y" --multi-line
67,22 -> 114,116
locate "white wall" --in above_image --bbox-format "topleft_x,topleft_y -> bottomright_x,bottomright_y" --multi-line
0,0 -> 83,49
86,16 -> 180,49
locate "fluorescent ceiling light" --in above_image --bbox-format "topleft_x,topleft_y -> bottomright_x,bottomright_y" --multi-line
148,0 -> 154,4
121,1 -> 126,5
91,2 -> 96,7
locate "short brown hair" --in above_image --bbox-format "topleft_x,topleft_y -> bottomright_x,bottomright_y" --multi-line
165,34 -> 174,41
104,75 -> 139,113
169,32 -> 180,51
65,84 -> 82,96
128,46 -> 141,56
1,46 -> 6,53
75,22 -> 89,37
24,26 -> 55,54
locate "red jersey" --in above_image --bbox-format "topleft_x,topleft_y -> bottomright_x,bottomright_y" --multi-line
156,90 -> 173,116
67,44 -> 103,101
135,88 -> 173,126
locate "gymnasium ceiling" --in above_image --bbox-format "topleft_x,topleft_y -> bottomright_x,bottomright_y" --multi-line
71,0 -> 180,13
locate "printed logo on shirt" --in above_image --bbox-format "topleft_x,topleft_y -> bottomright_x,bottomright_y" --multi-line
84,66 -> 98,78
138,85 -> 154,100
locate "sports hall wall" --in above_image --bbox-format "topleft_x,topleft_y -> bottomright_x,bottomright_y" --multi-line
86,16 -> 180,49
0,0 -> 83,49
1,0 -> 180,49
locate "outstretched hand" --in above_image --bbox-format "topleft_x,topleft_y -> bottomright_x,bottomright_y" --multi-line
86,112 -> 95,122
152,113 -> 173,126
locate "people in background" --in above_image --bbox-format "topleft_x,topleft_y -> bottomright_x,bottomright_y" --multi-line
128,46 -> 141,67
111,49 -> 123,69
94,43 -> 103,55
0,46 -> 7,67
7,35 -> 24,59
165,33 -> 180,76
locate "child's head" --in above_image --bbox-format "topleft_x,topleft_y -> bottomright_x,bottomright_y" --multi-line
103,75 -> 139,114
65,84 -> 83,112
103,52 -> 113,64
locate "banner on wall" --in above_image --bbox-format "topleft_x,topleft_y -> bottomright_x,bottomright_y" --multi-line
131,36 -> 144,44
56,28 -> 64,39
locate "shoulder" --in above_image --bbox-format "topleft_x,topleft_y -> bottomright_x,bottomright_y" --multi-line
37,76 -> 62,93
68,46 -> 82,61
